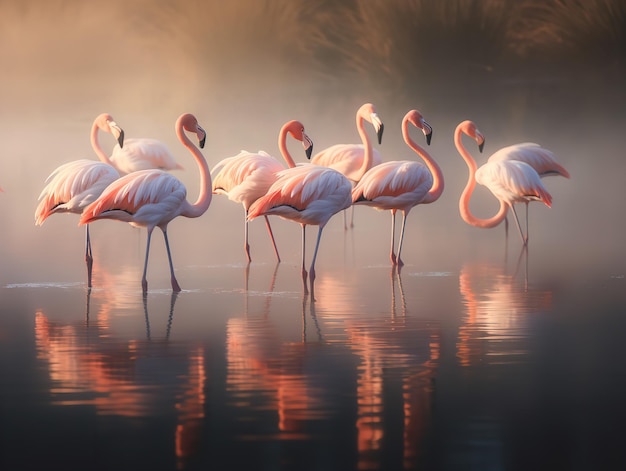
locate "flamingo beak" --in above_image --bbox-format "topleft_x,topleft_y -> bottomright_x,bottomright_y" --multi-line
478,139 -> 485,153
371,113 -> 384,144
423,121 -> 433,145
303,133 -> 313,159
109,121 -> 124,148
198,126 -> 206,149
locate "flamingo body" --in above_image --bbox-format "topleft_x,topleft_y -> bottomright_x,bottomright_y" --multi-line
110,138 -> 183,174
487,143 -> 570,178
35,160 -> 120,224
312,144 -> 382,183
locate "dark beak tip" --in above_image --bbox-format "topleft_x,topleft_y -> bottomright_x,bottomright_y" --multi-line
199,137 -> 206,149
306,146 -> 313,159
426,132 -> 432,146
118,130 -> 125,149
377,123 -> 384,145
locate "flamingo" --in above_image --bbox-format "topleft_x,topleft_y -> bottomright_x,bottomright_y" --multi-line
35,113 -> 124,287
247,164 -> 353,296
352,109 -> 443,267
311,103 -> 384,228
79,113 -> 212,293
455,120 -> 552,245
211,120 -> 313,263
487,142 -> 569,238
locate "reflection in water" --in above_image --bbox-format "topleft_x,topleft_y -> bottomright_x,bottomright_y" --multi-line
226,266 -> 325,438
457,248 -> 553,367
314,268 -> 440,470
33,271 -> 207,468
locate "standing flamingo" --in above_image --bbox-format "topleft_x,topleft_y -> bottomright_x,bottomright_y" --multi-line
212,120 -> 313,263
455,120 -> 552,244
311,103 -> 384,228
487,142 -> 569,238
352,109 -> 443,267
35,113 -> 124,287
79,113 -> 211,293
247,164 -> 353,296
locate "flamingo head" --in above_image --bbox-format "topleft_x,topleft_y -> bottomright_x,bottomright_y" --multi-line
180,113 -> 206,149
406,109 -> 433,145
460,120 -> 485,153
358,103 -> 384,145
96,113 -> 124,148
285,120 -> 314,159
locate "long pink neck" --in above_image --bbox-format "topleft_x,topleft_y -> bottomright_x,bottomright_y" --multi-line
404,119 -> 443,204
456,125 -> 507,228
178,120 -> 212,219
90,120 -> 113,165
278,124 -> 296,168
355,111 -> 375,182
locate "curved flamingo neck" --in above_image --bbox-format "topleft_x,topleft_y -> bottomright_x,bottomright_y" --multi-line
355,110 -> 375,182
404,119 -> 443,204
278,123 -> 296,168
456,125 -> 507,228
177,118 -> 212,218
90,119 -> 113,165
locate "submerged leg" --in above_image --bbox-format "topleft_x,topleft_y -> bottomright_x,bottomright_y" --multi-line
390,209 -> 397,265
161,227 -> 181,292
142,228 -> 154,293
85,224 -> 93,288
263,215 -> 281,263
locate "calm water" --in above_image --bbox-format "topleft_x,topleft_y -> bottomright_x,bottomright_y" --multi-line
1,226 -> 625,470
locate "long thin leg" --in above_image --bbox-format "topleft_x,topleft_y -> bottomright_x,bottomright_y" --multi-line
525,202 -> 529,244
263,215 -> 281,263
390,209 -> 397,265
85,224 -> 93,288
142,228 -> 154,293
349,205 -> 355,228
396,210 -> 409,269
243,210 -> 251,263
308,225 -> 325,300
301,224 -> 308,295
509,204 -> 527,245
162,227 -> 181,292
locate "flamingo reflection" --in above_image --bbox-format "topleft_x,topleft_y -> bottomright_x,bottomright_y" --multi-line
34,269 -> 207,467
313,268 -> 440,469
226,266 -> 325,437
457,249 -> 553,367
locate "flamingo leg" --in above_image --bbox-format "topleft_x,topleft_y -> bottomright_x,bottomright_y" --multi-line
525,202 -> 529,244
390,209 -> 397,265
161,227 -> 181,292
308,225 -> 325,300
349,205 -> 355,228
509,204 -> 527,245
141,227 -> 156,293
343,210 -> 349,231
396,210 -> 409,269
85,224 -> 93,288
263,215 -> 281,263
301,224 -> 309,295
243,211 -> 252,263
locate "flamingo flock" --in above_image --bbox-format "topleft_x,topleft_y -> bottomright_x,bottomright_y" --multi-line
33,106 -> 570,294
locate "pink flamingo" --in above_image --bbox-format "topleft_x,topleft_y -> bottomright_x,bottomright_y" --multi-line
487,142 -> 569,238
311,103 -> 384,228
352,109 -> 443,267
455,120 -> 552,245
247,164 -> 353,296
35,113 -> 124,287
212,120 -> 313,263
79,113 -> 211,293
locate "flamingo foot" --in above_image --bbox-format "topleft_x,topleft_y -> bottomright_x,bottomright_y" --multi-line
86,256 -> 93,288
245,243 -> 252,264
301,268 -> 309,295
142,278 -> 148,294
390,253 -> 397,265
171,277 -> 181,293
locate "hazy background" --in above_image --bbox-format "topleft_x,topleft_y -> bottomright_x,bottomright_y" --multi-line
1,0 -> 625,287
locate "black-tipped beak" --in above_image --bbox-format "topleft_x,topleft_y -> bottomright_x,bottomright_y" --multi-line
118,129 -> 124,149
377,123 -> 384,145
478,139 -> 485,153
306,144 -> 313,159
426,130 -> 432,146
199,136 -> 206,149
